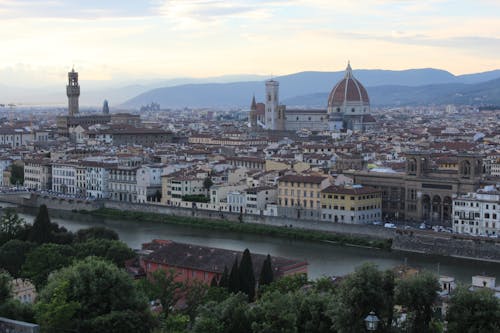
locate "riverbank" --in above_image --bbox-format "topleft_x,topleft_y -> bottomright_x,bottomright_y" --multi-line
85,208 -> 393,250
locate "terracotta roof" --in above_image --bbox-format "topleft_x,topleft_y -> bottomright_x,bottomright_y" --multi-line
322,185 -> 381,195
278,174 -> 327,184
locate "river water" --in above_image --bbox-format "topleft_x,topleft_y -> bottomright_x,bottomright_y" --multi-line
12,206 -> 500,283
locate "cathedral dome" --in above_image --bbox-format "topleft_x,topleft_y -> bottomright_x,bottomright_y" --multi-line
328,62 -> 369,107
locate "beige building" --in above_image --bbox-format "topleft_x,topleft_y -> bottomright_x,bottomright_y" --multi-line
11,278 -> 36,304
277,174 -> 331,219
320,185 -> 382,224
24,159 -> 52,191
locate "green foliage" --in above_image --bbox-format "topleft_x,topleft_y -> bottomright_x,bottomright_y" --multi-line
192,293 -> 252,333
0,240 -> 35,277
258,254 -> 274,288
183,280 -> 208,322
238,249 -> 256,301
34,280 -> 80,333
0,270 -> 12,304
203,177 -> 213,190
218,266 -> 229,288
331,263 -> 395,333
73,239 -> 135,267
228,258 -> 240,294
92,208 -> 392,250
0,298 -> 35,323
156,314 -> 190,333
36,257 -> 155,333
395,271 -> 440,333
181,195 -> 210,203
21,243 -> 75,289
0,208 -> 26,239
9,163 -> 24,185
75,226 -> 119,242
446,286 -> 500,333
261,273 -> 308,295
28,205 -> 53,244
138,268 -> 183,319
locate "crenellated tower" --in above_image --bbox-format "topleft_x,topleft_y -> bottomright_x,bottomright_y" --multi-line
66,68 -> 80,116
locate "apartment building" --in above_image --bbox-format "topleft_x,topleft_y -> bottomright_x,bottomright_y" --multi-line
320,185 -> 382,224
452,185 -> 500,236
24,159 -> 52,191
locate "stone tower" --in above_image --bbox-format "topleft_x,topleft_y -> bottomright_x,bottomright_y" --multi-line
66,68 -> 80,116
249,95 -> 257,128
265,79 -> 279,130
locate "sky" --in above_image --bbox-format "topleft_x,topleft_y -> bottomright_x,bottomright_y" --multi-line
1,0 -> 500,86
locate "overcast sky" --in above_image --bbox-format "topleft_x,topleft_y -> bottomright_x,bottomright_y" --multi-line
1,0 -> 499,86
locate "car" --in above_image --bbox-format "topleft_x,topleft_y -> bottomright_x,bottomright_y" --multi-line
372,221 -> 383,226
419,223 -> 427,230
384,223 -> 396,229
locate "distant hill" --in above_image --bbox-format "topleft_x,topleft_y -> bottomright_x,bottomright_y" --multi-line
123,68 -> 500,108
283,78 -> 500,107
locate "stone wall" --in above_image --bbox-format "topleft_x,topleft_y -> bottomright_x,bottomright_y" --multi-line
392,231 -> 500,262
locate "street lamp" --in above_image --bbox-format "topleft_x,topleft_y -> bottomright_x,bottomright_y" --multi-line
364,311 -> 380,331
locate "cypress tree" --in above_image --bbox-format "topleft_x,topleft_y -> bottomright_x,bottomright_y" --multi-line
259,254 -> 274,287
219,265 -> 229,289
239,248 -> 255,302
228,258 -> 240,294
210,275 -> 218,287
28,205 -> 52,244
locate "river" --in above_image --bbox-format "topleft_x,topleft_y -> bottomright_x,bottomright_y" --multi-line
11,205 -> 500,283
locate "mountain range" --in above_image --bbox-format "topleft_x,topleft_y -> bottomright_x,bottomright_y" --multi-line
2,68 -> 500,108
123,68 -> 500,109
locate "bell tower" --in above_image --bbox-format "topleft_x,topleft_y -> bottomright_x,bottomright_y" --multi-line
265,79 -> 279,130
67,68 -> 80,117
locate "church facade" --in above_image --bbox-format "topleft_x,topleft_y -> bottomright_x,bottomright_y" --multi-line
250,63 -> 376,132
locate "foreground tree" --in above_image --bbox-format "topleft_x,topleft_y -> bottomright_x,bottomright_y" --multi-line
331,263 -> 395,333
193,293 -> 252,333
446,287 -> 500,333
228,258 -> 240,294
21,243 -> 75,289
0,208 -> 26,240
0,240 -> 35,277
395,271 -> 440,333
258,254 -> 274,288
73,239 -> 135,267
138,268 -> 183,319
9,163 -> 24,186
28,205 -> 53,244
35,257 -> 155,333
239,249 -> 255,301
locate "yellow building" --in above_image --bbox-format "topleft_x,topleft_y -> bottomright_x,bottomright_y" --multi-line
320,185 -> 382,224
277,174 -> 331,219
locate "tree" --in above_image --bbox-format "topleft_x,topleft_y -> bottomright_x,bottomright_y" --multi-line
446,287 -> 500,333
210,275 -> 218,287
261,273 -> 308,295
35,257 -> 155,333
395,271 -> 440,333
228,258 -> 240,294
218,266 -> 229,288
203,177 -> 213,191
75,226 -> 119,242
28,205 -> 53,244
258,254 -> 274,288
183,279 -> 208,322
21,243 -> 75,289
239,249 -> 255,301
0,208 -> 26,239
331,263 -> 395,333
192,293 -> 252,333
0,270 -> 11,305
73,239 -> 135,267
138,268 -> 183,319
251,291 -> 298,333
0,240 -> 36,277
0,271 -> 35,323
9,163 -> 24,186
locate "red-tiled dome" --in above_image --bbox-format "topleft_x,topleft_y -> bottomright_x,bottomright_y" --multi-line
328,63 -> 369,107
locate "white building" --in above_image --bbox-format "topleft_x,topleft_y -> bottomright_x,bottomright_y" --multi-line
109,166 -> 138,203
52,162 -> 77,195
244,186 -> 277,215
137,164 -> 163,203
84,161 -> 116,199
452,185 -> 500,236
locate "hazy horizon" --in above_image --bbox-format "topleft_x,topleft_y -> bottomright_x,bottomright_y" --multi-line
1,0 -> 499,88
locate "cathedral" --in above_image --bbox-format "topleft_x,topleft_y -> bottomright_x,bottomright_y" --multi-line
249,62 -> 376,132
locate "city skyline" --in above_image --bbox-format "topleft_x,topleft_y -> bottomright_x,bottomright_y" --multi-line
1,0 -> 500,86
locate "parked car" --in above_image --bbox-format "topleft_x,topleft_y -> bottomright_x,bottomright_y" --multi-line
384,223 -> 396,229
